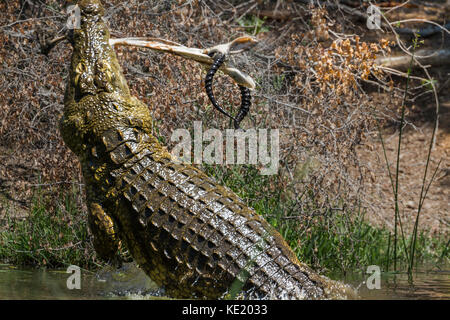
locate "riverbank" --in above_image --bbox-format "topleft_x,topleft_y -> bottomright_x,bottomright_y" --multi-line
1,165 -> 448,277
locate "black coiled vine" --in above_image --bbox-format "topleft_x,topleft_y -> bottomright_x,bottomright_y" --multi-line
205,53 -> 251,129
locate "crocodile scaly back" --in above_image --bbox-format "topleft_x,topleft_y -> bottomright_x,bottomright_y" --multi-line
101,122 -> 329,299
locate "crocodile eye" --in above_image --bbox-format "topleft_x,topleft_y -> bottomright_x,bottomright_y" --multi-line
74,62 -> 86,86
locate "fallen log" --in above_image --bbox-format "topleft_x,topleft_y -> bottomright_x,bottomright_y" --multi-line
375,48 -> 450,70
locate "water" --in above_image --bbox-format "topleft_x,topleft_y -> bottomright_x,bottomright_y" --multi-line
0,264 -> 448,299
344,270 -> 450,300
0,263 -> 163,300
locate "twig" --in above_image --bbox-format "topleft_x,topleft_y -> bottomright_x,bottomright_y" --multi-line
376,66 -> 430,82
0,15 -> 62,29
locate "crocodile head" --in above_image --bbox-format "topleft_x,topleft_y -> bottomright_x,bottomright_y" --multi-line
61,0 -> 155,157
65,0 -> 130,103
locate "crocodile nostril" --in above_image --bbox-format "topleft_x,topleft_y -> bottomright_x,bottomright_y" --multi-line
79,0 -> 105,16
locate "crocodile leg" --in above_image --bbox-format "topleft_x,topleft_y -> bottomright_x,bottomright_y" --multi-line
87,199 -> 121,263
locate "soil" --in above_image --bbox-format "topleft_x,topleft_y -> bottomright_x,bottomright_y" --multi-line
357,107 -> 449,235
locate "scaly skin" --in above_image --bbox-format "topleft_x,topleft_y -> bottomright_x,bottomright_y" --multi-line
60,0 -> 354,299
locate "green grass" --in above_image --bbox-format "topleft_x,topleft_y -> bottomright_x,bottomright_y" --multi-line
0,186 -> 101,269
237,15 -> 270,35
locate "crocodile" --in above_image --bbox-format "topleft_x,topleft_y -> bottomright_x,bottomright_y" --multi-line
59,0 -> 354,299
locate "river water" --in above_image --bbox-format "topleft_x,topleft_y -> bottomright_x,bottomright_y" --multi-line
0,263 -> 448,300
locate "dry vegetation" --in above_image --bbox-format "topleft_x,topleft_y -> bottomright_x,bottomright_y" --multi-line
0,0 -> 448,246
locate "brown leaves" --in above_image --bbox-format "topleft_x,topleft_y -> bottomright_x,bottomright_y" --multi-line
268,6 -> 401,210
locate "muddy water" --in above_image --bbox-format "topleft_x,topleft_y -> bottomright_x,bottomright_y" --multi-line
341,270 -> 450,300
0,263 -> 163,300
0,264 -> 448,299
